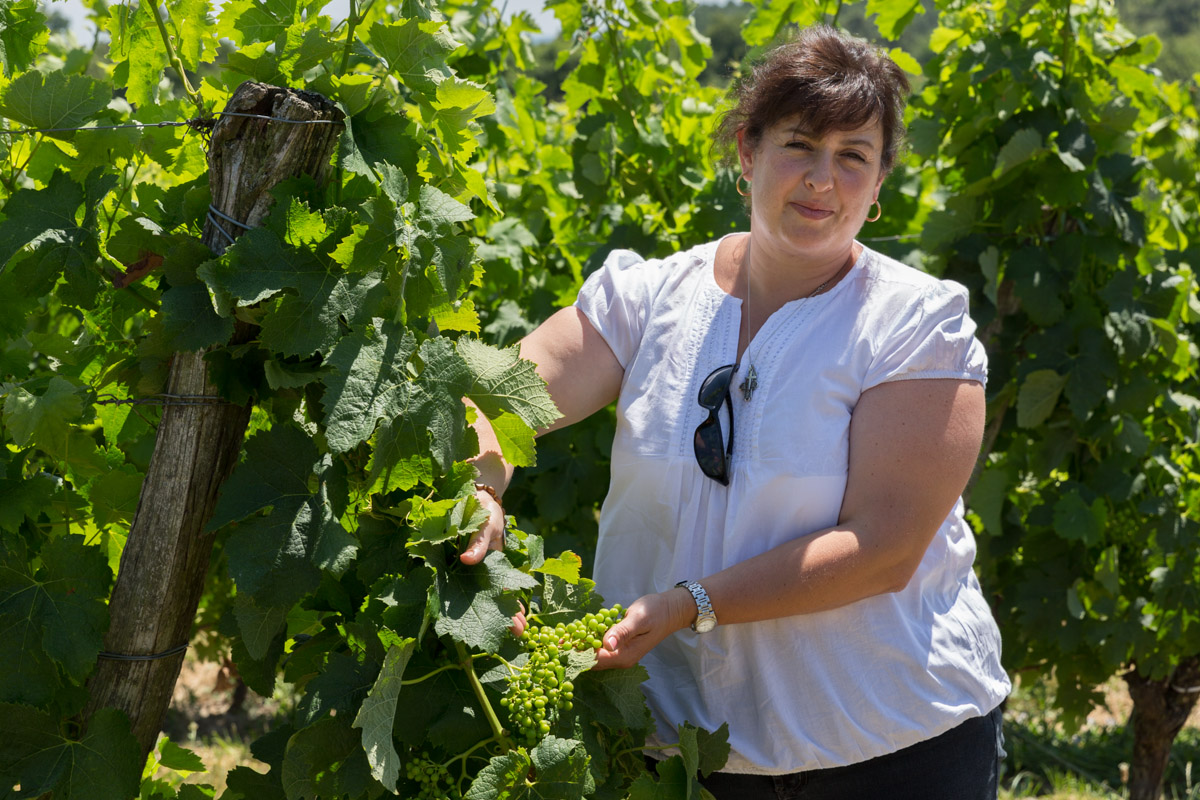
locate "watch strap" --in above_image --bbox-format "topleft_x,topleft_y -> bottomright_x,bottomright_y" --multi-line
675,580 -> 717,633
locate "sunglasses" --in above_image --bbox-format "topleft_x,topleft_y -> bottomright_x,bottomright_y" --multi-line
694,363 -> 737,485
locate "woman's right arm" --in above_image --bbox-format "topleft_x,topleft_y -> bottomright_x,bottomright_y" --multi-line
460,305 -> 625,564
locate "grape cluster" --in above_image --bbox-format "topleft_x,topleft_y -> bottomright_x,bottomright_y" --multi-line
501,605 -> 624,745
403,752 -> 459,800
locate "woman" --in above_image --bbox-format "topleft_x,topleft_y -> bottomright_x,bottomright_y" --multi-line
463,25 -> 1010,800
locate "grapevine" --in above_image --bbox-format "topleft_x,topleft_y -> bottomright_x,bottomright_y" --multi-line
502,605 -> 625,745
403,752 -> 462,800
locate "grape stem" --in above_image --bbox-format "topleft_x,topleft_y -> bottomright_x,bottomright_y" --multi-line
401,662 -> 461,686
455,641 -> 512,748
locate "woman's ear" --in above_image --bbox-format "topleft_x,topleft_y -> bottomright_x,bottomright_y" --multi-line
736,128 -> 754,178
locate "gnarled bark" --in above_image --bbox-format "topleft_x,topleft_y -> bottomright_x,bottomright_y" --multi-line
1125,656 -> 1200,800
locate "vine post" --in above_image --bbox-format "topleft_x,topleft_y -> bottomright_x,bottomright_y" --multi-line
81,82 -> 344,760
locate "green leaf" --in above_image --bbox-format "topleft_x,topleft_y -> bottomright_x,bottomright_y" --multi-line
524,736 -> 592,799
339,111 -> 420,180
168,0 -> 214,69
368,18 -> 459,96
161,283 -> 235,351
3,376 -> 84,447
233,593 -> 289,661
86,465 -> 144,528
464,751 -> 531,800
0,471 -> 56,532
968,467 -> 1008,535
207,426 -> 351,606
0,171 -> 89,278
534,551 -> 583,584
482,410 -> 539,467
459,338 -> 562,432
199,227 -> 384,358
0,70 -> 110,137
678,721 -> 729,778
106,0 -> 168,108
431,77 -> 496,161
993,128 -> 1043,177
0,534 -> 111,681
1053,491 -> 1105,546
419,184 -> 475,227
867,0 -> 924,39
352,638 -> 416,792
434,556 -> 524,652
0,0 -> 48,76
295,651 -> 373,724
281,716 -> 374,800
1017,369 -> 1067,428
322,320 -> 417,453
575,665 -> 653,731
158,739 -> 206,772
0,706 -> 140,800
376,336 -> 473,472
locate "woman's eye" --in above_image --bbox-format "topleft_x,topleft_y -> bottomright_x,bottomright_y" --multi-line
786,140 -> 811,150
841,152 -> 866,162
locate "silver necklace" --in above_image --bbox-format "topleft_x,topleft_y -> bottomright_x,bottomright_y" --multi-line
737,255 -> 844,402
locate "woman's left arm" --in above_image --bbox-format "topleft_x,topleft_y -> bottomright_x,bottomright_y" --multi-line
595,377 -> 985,669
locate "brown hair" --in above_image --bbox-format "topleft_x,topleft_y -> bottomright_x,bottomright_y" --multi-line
715,25 -> 911,175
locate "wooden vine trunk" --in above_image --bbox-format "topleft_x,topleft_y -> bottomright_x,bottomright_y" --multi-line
83,82 -> 344,760
1125,656 -> 1200,800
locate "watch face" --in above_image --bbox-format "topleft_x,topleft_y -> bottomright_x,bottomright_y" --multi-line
694,616 -> 717,634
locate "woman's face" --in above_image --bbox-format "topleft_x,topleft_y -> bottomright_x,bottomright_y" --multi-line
738,117 -> 885,268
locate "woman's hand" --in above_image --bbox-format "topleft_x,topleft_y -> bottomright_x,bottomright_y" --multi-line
594,587 -> 696,670
458,485 -> 528,636
459,485 -> 505,566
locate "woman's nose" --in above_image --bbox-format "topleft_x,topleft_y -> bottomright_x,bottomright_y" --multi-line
805,153 -> 834,192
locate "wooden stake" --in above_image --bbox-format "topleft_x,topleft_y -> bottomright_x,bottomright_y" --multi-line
83,83 -> 344,760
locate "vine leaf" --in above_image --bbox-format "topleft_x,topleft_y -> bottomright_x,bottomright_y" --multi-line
0,534 -> 112,681
0,706 -> 141,800
575,666 -> 653,731
281,716 -> 373,800
0,0 -> 48,76
0,70 -> 109,136
322,319 -> 417,453
233,593 -> 288,661
676,720 -> 729,779
524,736 -> 593,799
368,18 -> 459,96
866,0 -> 924,40
106,0 -> 168,109
352,638 -> 416,792
378,336 -> 474,472
1016,369 -> 1067,428
460,338 -> 562,432
207,425 -> 352,607
434,553 -> 528,652
2,376 -> 83,448
0,172 -> 91,277
465,750 -> 532,800
1053,491 -> 1106,546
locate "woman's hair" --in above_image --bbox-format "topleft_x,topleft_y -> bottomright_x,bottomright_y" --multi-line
715,25 -> 911,175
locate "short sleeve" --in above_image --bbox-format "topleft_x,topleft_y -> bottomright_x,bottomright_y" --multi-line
862,279 -> 988,390
574,249 -> 654,369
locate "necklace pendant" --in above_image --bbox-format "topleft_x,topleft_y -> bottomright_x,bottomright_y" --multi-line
739,364 -> 758,401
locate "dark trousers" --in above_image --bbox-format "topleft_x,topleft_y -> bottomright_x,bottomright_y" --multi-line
651,706 -> 1005,800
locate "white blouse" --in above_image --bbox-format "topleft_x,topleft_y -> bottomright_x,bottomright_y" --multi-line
574,235 -> 1011,774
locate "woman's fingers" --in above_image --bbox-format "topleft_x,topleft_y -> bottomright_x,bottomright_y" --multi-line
460,488 -> 506,565
510,603 -> 528,637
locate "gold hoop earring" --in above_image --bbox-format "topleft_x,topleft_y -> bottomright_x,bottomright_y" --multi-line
866,200 -> 882,222
736,174 -> 751,197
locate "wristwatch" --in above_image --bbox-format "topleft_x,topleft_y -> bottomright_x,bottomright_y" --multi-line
675,580 -> 717,633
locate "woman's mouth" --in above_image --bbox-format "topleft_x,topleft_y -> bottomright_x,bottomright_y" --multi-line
791,202 -> 834,220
